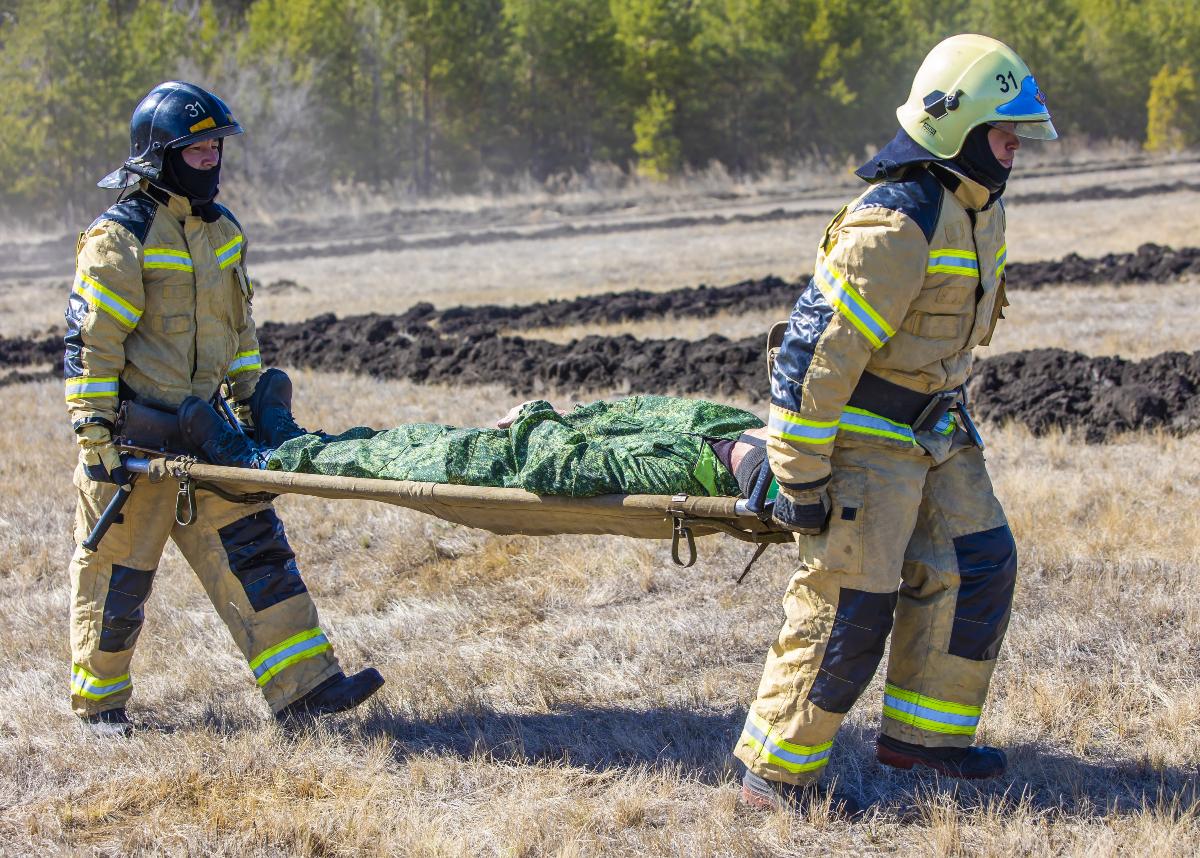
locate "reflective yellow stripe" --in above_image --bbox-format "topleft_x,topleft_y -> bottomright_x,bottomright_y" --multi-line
215,236 -> 243,256
227,350 -> 262,376
883,683 -> 980,736
65,376 -> 120,402
71,664 -> 132,700
216,235 -> 244,270
814,261 -> 895,349
740,711 -> 834,773
143,247 -> 194,271
768,404 -> 838,445
927,248 -> 980,277
73,272 -> 142,328
884,683 -> 981,717
249,628 -> 330,686
838,406 -> 916,444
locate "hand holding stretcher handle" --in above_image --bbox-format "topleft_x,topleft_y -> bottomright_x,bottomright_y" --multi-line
81,460 -> 137,552
743,457 -> 777,521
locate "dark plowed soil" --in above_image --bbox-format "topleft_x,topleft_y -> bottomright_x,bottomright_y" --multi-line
970,349 -> 1200,441
9,313 -> 1196,440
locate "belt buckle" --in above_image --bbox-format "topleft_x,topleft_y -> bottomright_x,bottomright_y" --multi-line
914,389 -> 959,432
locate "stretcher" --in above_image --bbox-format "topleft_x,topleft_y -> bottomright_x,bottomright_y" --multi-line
97,454 -> 792,571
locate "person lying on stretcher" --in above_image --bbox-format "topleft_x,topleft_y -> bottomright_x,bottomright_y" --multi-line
129,369 -> 776,499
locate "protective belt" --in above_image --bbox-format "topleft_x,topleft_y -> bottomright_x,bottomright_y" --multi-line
847,372 -> 960,432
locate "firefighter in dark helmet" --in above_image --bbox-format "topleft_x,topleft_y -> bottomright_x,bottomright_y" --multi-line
67,81 -> 383,738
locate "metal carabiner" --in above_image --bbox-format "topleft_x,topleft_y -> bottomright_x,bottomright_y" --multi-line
175,475 -> 197,526
671,516 -> 697,568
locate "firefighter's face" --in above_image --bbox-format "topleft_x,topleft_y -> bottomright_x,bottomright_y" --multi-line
987,124 -> 1020,169
182,139 -> 220,170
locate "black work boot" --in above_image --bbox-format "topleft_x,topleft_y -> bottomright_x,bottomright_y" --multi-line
178,396 -> 271,469
876,734 -> 1007,779
274,668 -> 385,723
740,769 -> 863,819
248,368 -> 309,448
81,708 -> 134,739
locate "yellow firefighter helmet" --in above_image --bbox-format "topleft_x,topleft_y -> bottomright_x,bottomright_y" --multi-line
897,34 -> 1057,159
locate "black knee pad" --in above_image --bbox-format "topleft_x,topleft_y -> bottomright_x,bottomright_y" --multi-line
808,588 -> 898,713
218,509 -> 308,611
949,524 -> 1018,661
99,564 -> 156,652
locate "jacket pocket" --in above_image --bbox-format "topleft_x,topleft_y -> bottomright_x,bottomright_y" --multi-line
901,311 -> 966,340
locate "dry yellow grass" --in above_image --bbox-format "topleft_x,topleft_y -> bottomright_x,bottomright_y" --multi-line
1,371 -> 1197,856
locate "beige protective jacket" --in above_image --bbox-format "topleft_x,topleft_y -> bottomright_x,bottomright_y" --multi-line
767,165 -> 1007,493
65,183 -> 261,431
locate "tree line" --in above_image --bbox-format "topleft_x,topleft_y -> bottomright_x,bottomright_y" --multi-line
1,0 -> 1197,221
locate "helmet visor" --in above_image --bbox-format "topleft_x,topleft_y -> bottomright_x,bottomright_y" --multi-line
988,119 -> 1058,141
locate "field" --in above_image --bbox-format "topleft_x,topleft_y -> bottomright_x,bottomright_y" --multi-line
0,154 -> 1198,856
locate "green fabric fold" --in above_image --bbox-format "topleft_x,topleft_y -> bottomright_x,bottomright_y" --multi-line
268,395 -> 762,497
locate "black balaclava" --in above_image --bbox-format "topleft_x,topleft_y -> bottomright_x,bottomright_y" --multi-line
158,141 -> 223,220
950,124 -> 1010,194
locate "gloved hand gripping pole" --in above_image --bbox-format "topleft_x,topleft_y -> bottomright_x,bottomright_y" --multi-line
81,458 -> 146,552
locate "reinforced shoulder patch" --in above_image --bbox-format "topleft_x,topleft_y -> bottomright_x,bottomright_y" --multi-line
851,168 -> 943,244
212,203 -> 243,232
88,191 -> 158,245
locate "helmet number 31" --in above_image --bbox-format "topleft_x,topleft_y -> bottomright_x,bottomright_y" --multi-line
184,100 -> 207,118
996,72 -> 1019,94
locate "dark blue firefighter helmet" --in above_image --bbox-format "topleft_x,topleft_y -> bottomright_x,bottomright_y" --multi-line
98,81 -> 243,189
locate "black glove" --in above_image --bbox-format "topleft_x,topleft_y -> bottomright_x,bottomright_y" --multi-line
771,489 -> 831,535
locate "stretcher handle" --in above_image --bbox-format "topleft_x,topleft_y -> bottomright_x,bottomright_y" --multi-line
81,473 -> 138,552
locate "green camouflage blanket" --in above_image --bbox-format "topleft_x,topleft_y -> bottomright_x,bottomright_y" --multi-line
268,396 -> 763,497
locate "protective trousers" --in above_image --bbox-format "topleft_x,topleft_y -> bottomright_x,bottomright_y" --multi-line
68,464 -> 341,717
734,436 -> 1017,784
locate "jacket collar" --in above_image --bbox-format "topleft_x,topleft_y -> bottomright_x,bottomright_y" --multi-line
928,163 -> 994,211
856,129 -> 1002,211
138,180 -> 192,221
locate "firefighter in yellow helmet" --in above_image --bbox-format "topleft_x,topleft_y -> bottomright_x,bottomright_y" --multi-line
733,35 -> 1056,814
66,82 -> 383,738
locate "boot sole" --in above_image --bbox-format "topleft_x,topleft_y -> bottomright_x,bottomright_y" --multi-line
876,743 -> 1003,780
